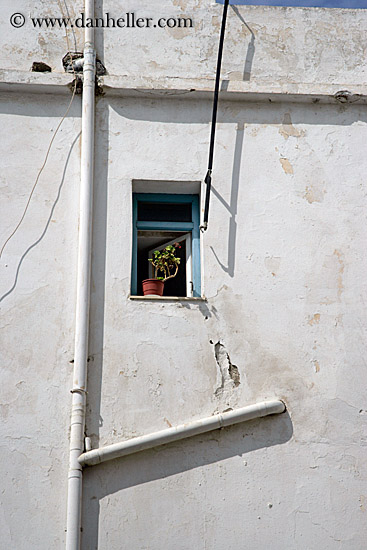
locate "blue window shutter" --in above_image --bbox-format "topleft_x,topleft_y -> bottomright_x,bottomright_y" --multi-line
131,194 -> 138,296
191,195 -> 201,297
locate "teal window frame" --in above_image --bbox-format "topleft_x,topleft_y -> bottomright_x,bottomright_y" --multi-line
132,193 -> 201,297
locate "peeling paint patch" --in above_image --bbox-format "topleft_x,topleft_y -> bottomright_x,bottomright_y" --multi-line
279,113 -> 305,140
280,157 -> 294,174
304,183 -> 326,204
172,0 -> 189,9
313,360 -> 320,373
308,313 -> 321,326
211,15 -> 221,28
214,342 -> 240,397
166,25 -> 191,40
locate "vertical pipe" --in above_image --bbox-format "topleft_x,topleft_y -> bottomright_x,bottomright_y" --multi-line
66,1 -> 95,549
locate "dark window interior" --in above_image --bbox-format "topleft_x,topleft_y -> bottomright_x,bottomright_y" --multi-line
138,202 -> 192,223
136,231 -> 187,296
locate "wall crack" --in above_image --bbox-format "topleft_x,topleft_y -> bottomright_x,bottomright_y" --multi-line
214,341 -> 241,397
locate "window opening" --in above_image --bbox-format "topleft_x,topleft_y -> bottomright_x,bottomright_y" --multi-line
132,193 -> 200,297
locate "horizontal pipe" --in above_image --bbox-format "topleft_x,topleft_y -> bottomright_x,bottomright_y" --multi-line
79,400 -> 285,467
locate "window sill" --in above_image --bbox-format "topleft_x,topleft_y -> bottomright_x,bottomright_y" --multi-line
129,295 -> 206,302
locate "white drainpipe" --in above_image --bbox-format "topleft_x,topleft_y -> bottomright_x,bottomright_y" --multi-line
66,0 -> 96,548
79,400 -> 286,467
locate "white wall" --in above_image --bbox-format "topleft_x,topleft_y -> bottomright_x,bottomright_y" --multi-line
1,1 -> 367,548
0,92 -> 81,548
2,0 -> 367,86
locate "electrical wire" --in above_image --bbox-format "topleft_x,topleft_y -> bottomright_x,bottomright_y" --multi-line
0,3 -> 78,260
202,0 -> 230,231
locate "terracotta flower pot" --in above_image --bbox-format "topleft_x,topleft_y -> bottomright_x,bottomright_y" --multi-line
142,278 -> 164,296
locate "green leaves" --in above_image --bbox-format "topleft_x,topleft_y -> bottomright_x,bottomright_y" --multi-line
148,245 -> 181,282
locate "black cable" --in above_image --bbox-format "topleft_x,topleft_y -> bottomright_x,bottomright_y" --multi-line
202,0 -> 230,231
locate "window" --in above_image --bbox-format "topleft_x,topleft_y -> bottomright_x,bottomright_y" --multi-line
131,193 -> 201,297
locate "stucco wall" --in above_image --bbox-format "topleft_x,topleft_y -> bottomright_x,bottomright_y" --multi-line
0,92 -> 81,547
81,95 -> 367,549
1,1 -> 367,549
1,0 -> 367,86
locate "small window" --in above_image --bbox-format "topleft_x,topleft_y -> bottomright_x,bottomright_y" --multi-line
131,193 -> 201,297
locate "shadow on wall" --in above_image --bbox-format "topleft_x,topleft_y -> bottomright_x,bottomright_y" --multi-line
109,95 -> 367,127
95,0 -> 105,67
85,96 -> 110,444
210,122 -> 244,278
81,410 -> 293,548
231,5 -> 256,82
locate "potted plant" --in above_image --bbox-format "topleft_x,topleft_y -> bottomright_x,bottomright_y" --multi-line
142,243 -> 181,296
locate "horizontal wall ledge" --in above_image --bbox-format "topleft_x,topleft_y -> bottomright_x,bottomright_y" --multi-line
102,75 -> 367,105
79,400 -> 286,467
1,70 -> 366,105
0,70 -> 75,95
